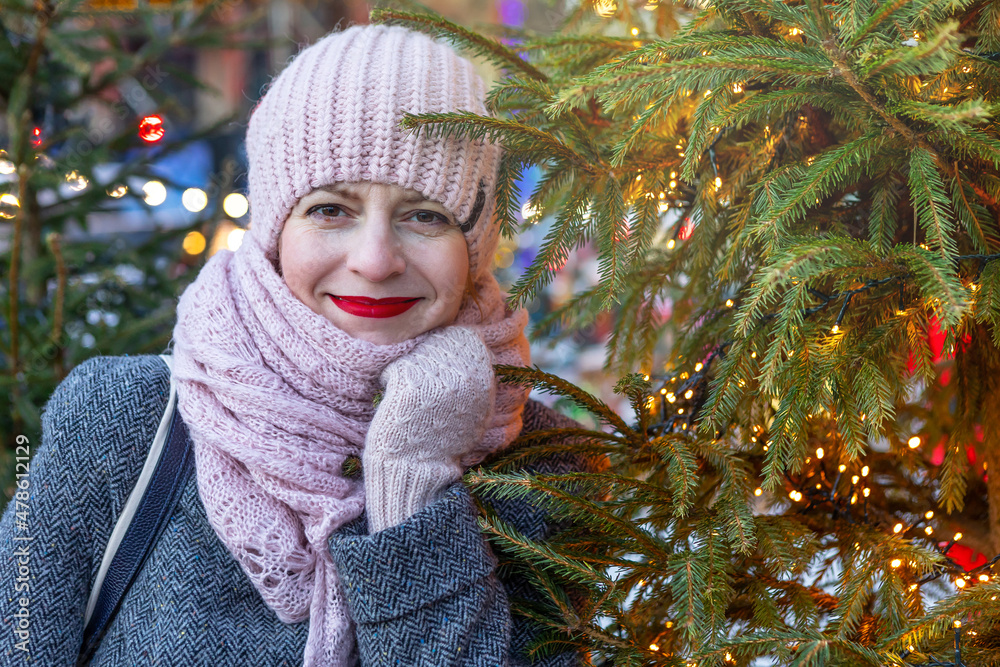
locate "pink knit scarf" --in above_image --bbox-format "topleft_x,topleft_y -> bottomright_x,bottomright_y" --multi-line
170,231 -> 531,666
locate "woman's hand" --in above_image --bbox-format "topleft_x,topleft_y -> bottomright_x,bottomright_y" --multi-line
362,325 -> 496,533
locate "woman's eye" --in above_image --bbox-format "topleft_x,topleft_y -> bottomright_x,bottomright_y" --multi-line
409,210 -> 448,225
308,204 -> 348,219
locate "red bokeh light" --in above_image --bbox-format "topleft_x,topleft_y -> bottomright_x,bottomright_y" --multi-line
138,115 -> 165,143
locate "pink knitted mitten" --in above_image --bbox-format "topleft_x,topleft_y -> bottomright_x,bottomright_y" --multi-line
362,325 -> 497,533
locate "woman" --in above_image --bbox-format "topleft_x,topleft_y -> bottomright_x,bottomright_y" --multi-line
0,23 -> 587,667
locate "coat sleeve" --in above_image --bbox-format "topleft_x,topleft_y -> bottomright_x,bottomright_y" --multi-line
0,355 -> 170,665
328,482 -> 579,667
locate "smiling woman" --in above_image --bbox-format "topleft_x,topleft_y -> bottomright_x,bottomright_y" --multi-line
279,181 -> 472,345
0,19 -> 590,667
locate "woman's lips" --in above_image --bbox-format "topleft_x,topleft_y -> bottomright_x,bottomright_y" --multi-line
329,295 -> 421,319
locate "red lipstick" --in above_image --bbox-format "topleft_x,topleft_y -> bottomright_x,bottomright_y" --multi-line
329,295 -> 421,318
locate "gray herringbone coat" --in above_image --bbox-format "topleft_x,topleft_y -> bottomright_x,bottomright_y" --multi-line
0,354 -> 587,666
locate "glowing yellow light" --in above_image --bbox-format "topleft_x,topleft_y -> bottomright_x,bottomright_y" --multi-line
142,180 -> 167,206
908,436 -> 921,449
635,174 -> 642,182
754,488 -> 762,496
850,494 -> 857,504
979,574 -> 989,582
831,324 -> 839,334
660,388 -> 667,395
714,176 -> 722,188
684,389 -> 694,399
667,239 -> 676,249
861,466 -> 869,477
732,83 -> 743,93
65,170 -> 89,191
677,408 -> 684,414
0,193 -> 21,219
750,351 -> 756,358
666,393 -> 676,403
925,511 -> 934,520
816,447 -> 824,459
839,465 -> 847,472
954,532 -> 963,541
0,157 -> 14,175
955,579 -> 966,589
107,184 -> 128,198
593,0 -> 617,17
851,475 -> 859,484
182,188 -> 208,213
695,363 -> 703,371
862,488 -> 870,497
890,559 -> 902,568
631,27 -> 639,36
725,299 -> 734,307
669,180 -> 677,189
643,374 -> 650,381
910,584 -> 918,591
227,228 -> 245,251
649,643 -> 659,651
924,526 -> 933,535
223,192 -> 249,218
894,523 -> 903,533
183,231 -> 207,255
703,89 -> 712,98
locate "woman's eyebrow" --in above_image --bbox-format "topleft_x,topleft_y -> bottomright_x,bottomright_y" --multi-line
313,185 -> 434,206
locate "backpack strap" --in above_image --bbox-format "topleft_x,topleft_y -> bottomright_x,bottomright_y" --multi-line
78,354 -> 196,664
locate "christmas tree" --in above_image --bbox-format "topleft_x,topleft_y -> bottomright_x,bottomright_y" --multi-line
372,1 -> 1000,664
0,0 -> 260,500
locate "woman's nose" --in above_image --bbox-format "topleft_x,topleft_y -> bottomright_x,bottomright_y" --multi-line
344,215 -> 407,282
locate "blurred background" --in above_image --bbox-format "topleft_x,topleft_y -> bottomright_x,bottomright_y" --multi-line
0,0 -> 633,502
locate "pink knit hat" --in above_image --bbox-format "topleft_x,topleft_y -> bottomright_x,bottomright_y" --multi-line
245,23 -> 504,280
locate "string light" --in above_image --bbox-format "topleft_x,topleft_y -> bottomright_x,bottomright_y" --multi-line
894,523 -> 903,533
182,188 -> 208,213
0,193 -> 20,219
891,559 -> 902,568
908,436 -> 921,449
138,114 -> 165,143
815,447 -> 824,459
223,192 -> 249,218
925,511 -> 934,520
861,466 -> 869,477
183,230 -> 206,255
754,488 -> 762,496
142,180 -> 167,206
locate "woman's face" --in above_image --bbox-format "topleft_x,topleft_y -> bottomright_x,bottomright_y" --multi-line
279,182 -> 470,345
